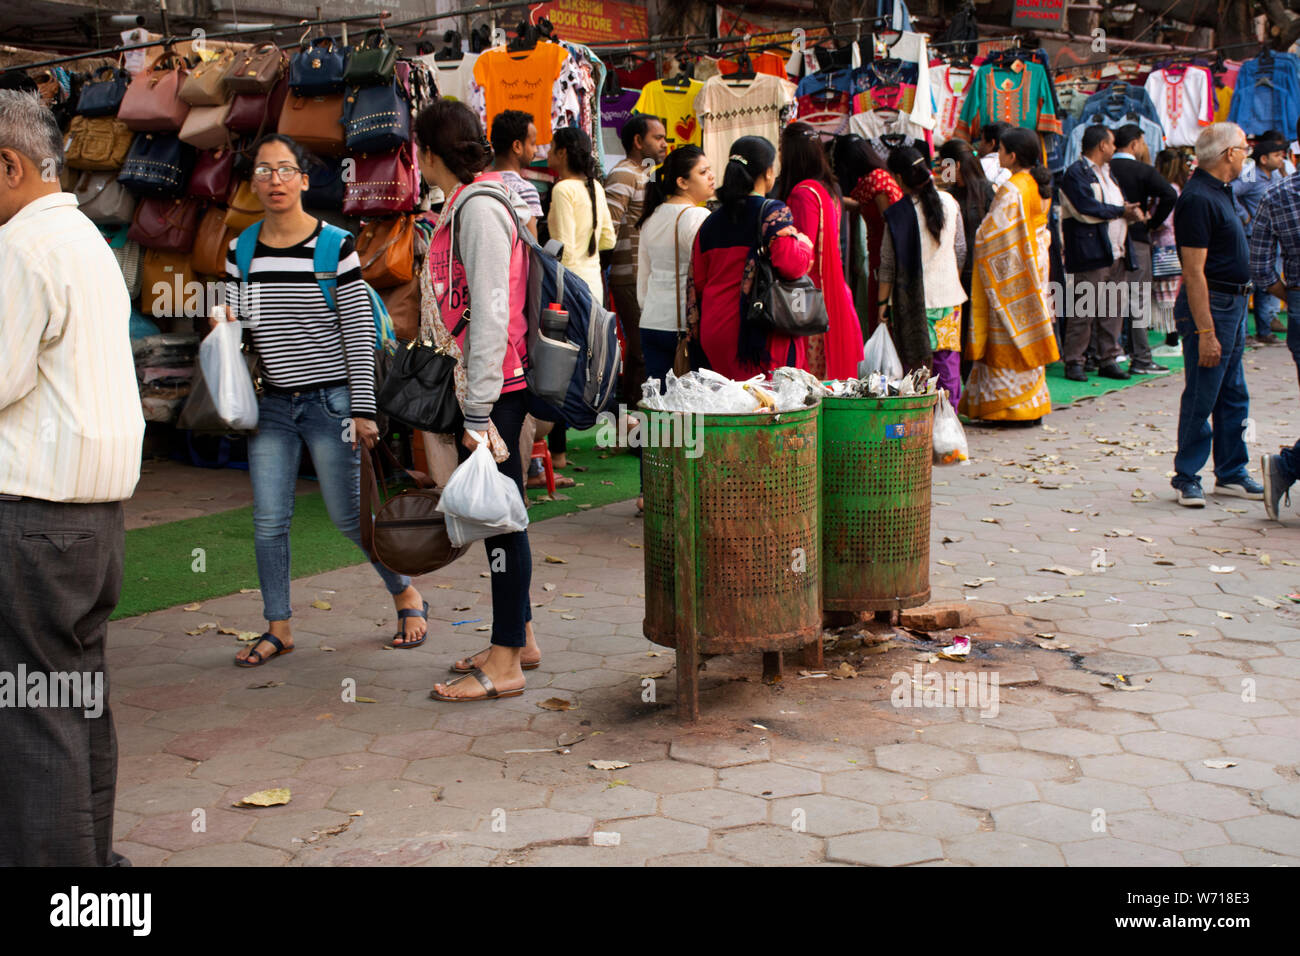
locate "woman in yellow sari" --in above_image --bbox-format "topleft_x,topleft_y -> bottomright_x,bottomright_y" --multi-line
960,127 -> 1059,423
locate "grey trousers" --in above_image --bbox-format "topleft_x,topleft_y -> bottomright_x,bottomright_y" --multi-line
1065,258 -> 1128,365
1124,241 -> 1154,366
0,496 -> 126,866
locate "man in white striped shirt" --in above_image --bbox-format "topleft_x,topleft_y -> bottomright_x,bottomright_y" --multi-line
0,91 -> 144,865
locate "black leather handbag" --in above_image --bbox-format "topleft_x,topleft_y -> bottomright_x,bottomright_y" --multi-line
75,66 -> 130,117
375,327 -> 464,434
117,133 -> 194,197
746,198 -> 828,338
290,36 -> 348,95
343,80 -> 410,153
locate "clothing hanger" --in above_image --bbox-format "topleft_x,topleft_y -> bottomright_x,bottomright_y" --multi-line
725,48 -> 756,84
662,52 -> 694,90
508,20 -> 538,52
602,66 -> 623,98
435,30 -> 464,61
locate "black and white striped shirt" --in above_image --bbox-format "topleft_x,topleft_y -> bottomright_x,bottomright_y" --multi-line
224,221 -> 377,416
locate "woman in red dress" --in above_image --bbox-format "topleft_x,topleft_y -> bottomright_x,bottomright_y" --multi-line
834,134 -> 903,338
778,122 -> 863,379
688,135 -> 814,378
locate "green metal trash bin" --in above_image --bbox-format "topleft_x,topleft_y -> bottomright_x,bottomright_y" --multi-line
642,404 -> 821,656
820,393 -> 937,612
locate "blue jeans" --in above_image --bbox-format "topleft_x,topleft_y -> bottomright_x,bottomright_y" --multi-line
1254,291 -> 1280,337
1172,288 -> 1251,490
248,385 -> 410,621
641,328 -> 680,393
1285,292 -> 1300,380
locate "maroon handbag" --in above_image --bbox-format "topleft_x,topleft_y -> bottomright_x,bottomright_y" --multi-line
226,76 -> 289,136
187,147 -> 236,202
343,147 -> 417,217
119,55 -> 191,132
127,196 -> 203,252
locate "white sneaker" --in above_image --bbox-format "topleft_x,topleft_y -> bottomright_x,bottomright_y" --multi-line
1176,484 -> 1206,507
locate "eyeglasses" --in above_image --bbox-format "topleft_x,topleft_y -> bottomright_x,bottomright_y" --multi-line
252,164 -> 303,183
1222,143 -> 1249,157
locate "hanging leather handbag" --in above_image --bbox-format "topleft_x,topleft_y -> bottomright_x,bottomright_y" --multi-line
277,92 -> 346,155
191,204 -> 238,275
128,195 -> 202,252
343,80 -> 410,153
118,133 -> 194,196
355,214 -> 415,289
65,116 -> 133,170
223,180 -> 264,232
140,249 -> 196,319
119,55 -> 191,132
378,274 -> 420,342
290,36 -> 347,95
343,29 -> 399,86
361,442 -> 467,575
179,101 -> 233,149
303,154 -> 345,210
226,76 -> 289,136
75,66 -> 130,117
75,170 -> 138,226
670,207 -> 693,376
746,198 -> 828,337
223,44 -> 285,94
343,148 -> 417,217
187,147 -> 236,202
376,334 -> 463,433
181,48 -> 235,106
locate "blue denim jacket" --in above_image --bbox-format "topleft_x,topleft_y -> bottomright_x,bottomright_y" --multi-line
1229,53 -> 1300,137
1062,109 -> 1166,169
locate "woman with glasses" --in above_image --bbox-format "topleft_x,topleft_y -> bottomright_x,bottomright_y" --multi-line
217,133 -> 428,667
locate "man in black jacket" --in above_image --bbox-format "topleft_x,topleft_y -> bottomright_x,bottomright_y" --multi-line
1110,124 -> 1177,374
1058,125 -> 1147,382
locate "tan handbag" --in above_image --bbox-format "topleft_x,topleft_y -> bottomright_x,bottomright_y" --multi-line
671,207 -> 692,377
140,249 -> 196,319
192,205 -> 238,276
223,180 -> 264,233
74,170 -> 138,226
65,116 -> 133,170
181,49 -> 235,106
179,102 -> 233,150
277,92 -> 346,155
356,214 -> 415,289
223,44 -> 285,94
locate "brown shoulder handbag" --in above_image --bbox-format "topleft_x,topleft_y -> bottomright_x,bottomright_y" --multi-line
65,116 -> 133,171
223,44 -> 285,94
119,54 -> 191,132
192,204 -> 238,276
224,180 -> 265,233
181,49 -> 235,106
361,441 -> 467,576
128,196 -> 202,252
277,92 -> 346,155
356,214 -> 415,289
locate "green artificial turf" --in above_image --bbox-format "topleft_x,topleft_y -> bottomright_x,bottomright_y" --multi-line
1045,352 -> 1185,408
114,427 -> 640,620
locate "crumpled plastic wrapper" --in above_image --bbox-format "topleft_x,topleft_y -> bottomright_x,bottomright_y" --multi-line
825,366 -> 937,398
641,367 -> 824,414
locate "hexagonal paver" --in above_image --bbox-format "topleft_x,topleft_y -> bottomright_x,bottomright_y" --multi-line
548,783 -> 658,819
874,743 -> 975,780
717,763 -> 823,800
660,789 -> 767,829
1061,838 -> 1184,867
269,726 -> 374,759
1223,815 -> 1300,851
826,830 -> 944,866
646,851 -> 746,866
1078,754 -> 1189,787
1148,782 -> 1259,822
1019,728 -> 1121,757
669,734 -> 770,768
1118,731 -> 1222,761
1107,810 -> 1229,852
616,759 -> 715,794
930,774 -> 1039,810
976,750 -> 1077,781
713,824 -> 825,865
769,794 -> 880,836
992,802 -> 1103,843
1153,710 -> 1254,740
880,800 -> 984,838
1038,778 -> 1151,813
609,815 -> 709,855
461,808 -> 595,850
439,778 -> 550,812
943,832 -> 1064,866
915,722 -> 1020,753
1186,758 -> 1285,790
1261,783 -> 1300,817
1183,845 -> 1300,866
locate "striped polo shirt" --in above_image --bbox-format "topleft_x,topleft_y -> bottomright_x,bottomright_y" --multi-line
223,221 -> 377,416
604,158 -> 651,283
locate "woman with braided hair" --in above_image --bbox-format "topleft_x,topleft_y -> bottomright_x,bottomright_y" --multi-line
547,125 -> 616,302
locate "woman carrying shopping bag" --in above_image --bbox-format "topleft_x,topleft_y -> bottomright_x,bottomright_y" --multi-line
218,133 -> 429,667
414,99 -> 541,702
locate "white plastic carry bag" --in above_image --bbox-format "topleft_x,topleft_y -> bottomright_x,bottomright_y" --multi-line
437,432 -> 530,547
859,323 -> 904,380
932,389 -> 969,464
199,318 -> 259,431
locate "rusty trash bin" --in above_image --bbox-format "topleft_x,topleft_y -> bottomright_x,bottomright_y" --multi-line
641,403 -> 822,720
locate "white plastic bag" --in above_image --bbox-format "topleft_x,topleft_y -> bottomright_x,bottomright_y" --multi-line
859,323 -> 904,380
932,389 -> 969,464
437,432 -> 530,547
199,318 -> 258,431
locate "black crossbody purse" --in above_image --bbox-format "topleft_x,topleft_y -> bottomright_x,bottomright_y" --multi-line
746,197 -> 829,337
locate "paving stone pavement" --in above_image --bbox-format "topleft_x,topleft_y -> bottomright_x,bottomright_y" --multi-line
108,345 -> 1300,866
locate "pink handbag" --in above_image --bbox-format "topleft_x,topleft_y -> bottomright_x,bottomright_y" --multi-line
119,54 -> 191,132
342,147 -> 417,217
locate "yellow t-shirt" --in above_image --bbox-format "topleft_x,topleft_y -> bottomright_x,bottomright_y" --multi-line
1214,83 -> 1233,123
473,42 -> 568,145
632,79 -> 705,152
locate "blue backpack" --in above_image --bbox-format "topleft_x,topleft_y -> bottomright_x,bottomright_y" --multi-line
458,187 -> 620,431
235,220 -> 395,350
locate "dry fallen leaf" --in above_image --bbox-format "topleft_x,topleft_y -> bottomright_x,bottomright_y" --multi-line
963,577 -> 996,588
1217,612 -> 1234,620
185,623 -> 217,636
1259,554 -> 1272,566
1254,596 -> 1282,609
562,592 -> 584,598
938,560 -> 957,567
542,583 -> 556,592
475,625 -> 490,631
1179,629 -> 1199,637
560,613 -> 577,621
830,662 -> 858,679
183,602 -> 202,611
544,555 -> 567,564
311,600 -> 332,610
235,787 -> 291,807
1209,566 -> 1236,574
1025,594 -> 1056,603
1039,565 -> 1084,577
537,697 -> 576,711
247,679 -> 283,689
1202,759 -> 1237,769
589,760 -> 630,770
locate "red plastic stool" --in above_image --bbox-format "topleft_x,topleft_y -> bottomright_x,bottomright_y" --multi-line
531,440 -> 555,496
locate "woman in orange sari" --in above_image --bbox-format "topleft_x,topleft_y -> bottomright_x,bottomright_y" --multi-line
961,127 -> 1059,424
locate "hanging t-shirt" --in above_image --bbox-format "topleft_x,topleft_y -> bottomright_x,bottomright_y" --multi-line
633,79 -> 705,152
418,53 -> 479,103
870,31 -> 935,133
717,52 -> 789,79
696,73 -> 798,176
616,59 -> 659,91
1144,66 -> 1216,148
600,88 -> 641,167
796,88 -> 852,140
930,65 -> 973,145
473,42 -> 570,145
849,108 -> 929,165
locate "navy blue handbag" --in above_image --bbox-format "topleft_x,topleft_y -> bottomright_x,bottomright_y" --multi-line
343,81 -> 410,153
75,66 -> 130,117
303,155 -> 345,210
117,133 -> 194,197
290,36 -> 347,96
